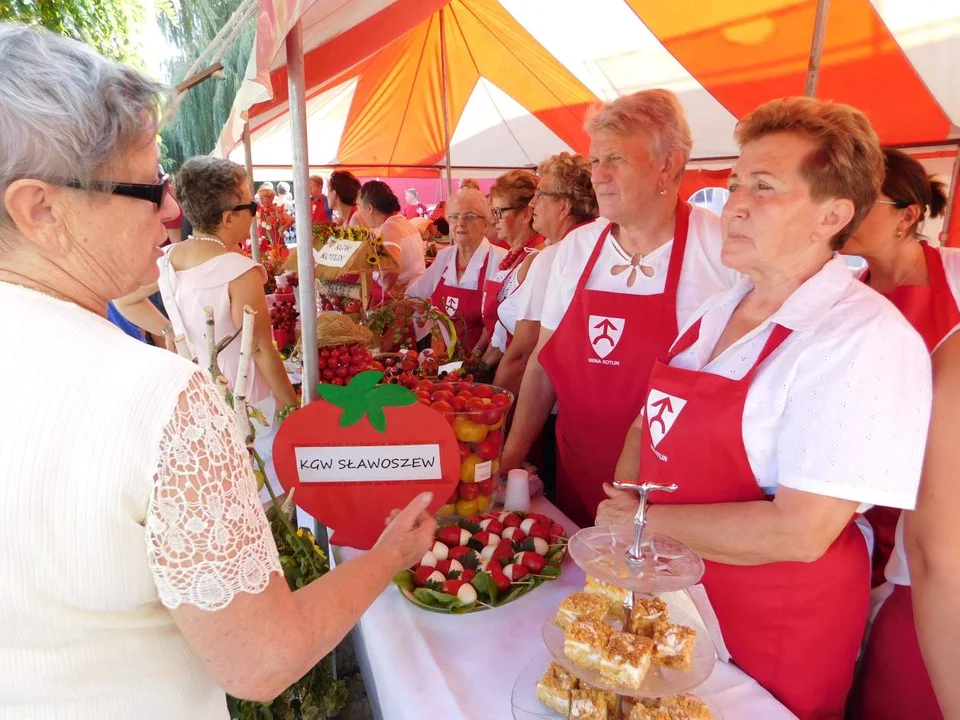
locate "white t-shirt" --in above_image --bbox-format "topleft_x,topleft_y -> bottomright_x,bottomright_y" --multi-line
663,255 -> 932,507
540,208 -> 739,332
406,239 -> 507,300
378,215 -> 426,288
884,245 -> 960,586
489,250 -> 540,352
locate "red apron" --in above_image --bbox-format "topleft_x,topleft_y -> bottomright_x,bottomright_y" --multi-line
640,319 -> 870,720
431,250 -> 490,354
863,243 -> 960,586
850,242 -> 958,718
850,585 -> 944,720
481,236 -> 544,340
539,202 -> 690,528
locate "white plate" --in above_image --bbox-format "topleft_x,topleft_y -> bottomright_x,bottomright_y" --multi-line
568,527 -> 704,594
541,604 -> 715,698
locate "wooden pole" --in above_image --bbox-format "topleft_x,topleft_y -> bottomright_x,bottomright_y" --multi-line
805,0 -> 830,96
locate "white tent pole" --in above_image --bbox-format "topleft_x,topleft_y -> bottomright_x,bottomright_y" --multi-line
286,21 -> 319,405
805,0 -> 830,96
439,8 -> 454,199
242,122 -> 259,263
940,144 -> 960,245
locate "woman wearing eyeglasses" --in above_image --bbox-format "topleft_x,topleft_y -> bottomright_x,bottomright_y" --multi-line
846,149 -> 960,720
158,156 -> 298,412
406,188 -> 507,354
480,171 -> 545,365
0,25 -> 435,719
501,90 -> 738,528
491,154 -> 598,400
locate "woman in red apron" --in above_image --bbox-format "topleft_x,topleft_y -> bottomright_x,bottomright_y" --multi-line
844,149 -> 958,719
500,91 -> 736,529
405,189 -> 506,355
480,171 -> 544,353
599,99 -> 934,719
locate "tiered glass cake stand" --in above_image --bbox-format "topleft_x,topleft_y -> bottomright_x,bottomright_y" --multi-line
512,481 -> 718,719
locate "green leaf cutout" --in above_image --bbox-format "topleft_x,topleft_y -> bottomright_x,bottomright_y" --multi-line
316,371 -> 417,434
371,384 -> 418,406
365,405 -> 387,433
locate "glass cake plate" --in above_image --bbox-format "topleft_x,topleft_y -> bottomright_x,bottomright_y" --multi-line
540,602 -> 715,698
568,526 -> 704,594
512,647 -> 723,719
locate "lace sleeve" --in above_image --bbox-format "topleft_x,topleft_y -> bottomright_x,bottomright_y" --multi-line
146,371 -> 283,611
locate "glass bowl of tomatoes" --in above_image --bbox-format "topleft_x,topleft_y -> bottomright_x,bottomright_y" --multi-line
411,379 -> 514,518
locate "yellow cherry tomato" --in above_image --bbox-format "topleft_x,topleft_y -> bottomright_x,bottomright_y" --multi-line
437,503 -> 457,517
453,416 -> 488,444
456,497 -> 480,517
491,460 -> 500,477
460,453 -> 486,483
487,415 -> 505,431
476,494 -> 491,512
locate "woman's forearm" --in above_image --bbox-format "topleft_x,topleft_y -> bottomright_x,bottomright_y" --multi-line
115,297 -> 169,336
614,422 -> 643,483
253,342 -> 298,408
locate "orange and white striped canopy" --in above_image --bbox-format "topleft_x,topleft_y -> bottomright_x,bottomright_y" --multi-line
218,0 -> 960,237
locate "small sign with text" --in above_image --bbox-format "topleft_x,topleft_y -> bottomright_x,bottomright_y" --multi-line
315,239 -> 363,269
295,444 -> 442,483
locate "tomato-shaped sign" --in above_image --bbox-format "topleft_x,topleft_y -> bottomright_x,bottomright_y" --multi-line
273,371 -> 459,549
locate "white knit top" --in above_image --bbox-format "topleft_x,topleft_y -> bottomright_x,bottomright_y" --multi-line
0,282 -> 282,718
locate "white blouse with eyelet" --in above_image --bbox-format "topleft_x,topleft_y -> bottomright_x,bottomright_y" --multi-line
659,255 -> 932,509
0,282 -> 281,719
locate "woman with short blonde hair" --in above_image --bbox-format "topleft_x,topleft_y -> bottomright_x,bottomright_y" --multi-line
502,88 -> 737,528
599,97 -> 930,719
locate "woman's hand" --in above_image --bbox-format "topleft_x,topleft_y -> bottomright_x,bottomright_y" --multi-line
595,483 -> 640,526
375,492 -> 437,572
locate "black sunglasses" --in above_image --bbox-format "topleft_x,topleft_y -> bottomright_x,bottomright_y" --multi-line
62,173 -> 171,209
232,201 -> 258,214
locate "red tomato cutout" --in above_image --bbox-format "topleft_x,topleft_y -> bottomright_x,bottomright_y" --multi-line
273,371 -> 459,550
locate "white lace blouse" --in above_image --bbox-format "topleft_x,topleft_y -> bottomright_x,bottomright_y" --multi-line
0,282 -> 282,719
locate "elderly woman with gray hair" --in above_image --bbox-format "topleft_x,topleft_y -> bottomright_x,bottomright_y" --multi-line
0,24 -> 435,719
501,89 -> 738,528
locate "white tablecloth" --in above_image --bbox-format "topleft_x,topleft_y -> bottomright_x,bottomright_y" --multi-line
336,497 -> 797,720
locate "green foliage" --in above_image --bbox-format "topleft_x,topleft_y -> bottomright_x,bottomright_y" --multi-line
0,0 -> 146,65
158,0 -> 255,173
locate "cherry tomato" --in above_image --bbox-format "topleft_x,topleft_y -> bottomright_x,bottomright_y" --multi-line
415,380 -> 435,393
415,390 -> 432,402
491,392 -> 511,407
456,391 -> 474,402
432,390 -> 455,403
400,360 -> 416,373
322,368 -> 335,380
476,430 -> 502,461
456,382 -> 475,396
479,406 -> 503,426
317,357 -> 327,370
320,349 -> 331,358
466,397 -> 487,413
477,477 -> 497,496
370,361 -> 384,372
436,382 -> 456,394
451,396 -> 468,412
458,482 -> 480,501
472,384 -> 494,399
331,377 -> 345,386
431,400 -> 454,414
459,442 -> 473,462
333,366 -> 347,378
418,397 -> 432,406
